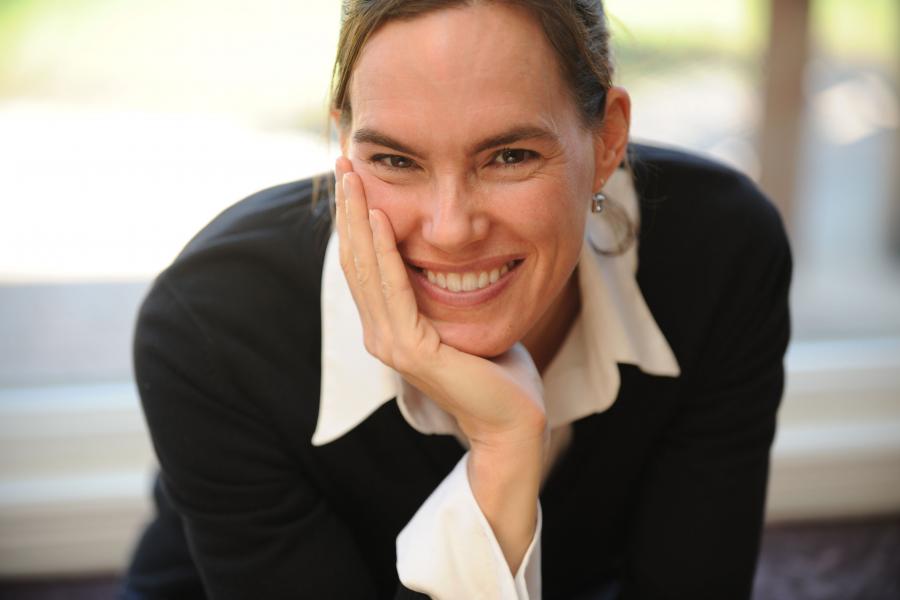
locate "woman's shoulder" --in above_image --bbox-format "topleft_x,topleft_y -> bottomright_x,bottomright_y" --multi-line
629,141 -> 788,267
155,174 -> 333,299
132,179 -> 340,509
136,175 -> 334,381
628,142 -> 792,370
629,142 -> 782,234
173,176 -> 333,276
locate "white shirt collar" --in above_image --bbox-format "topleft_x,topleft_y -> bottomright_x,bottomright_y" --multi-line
312,168 -> 680,446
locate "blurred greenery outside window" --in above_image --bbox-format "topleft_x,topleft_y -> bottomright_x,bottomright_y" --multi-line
0,0 -> 897,390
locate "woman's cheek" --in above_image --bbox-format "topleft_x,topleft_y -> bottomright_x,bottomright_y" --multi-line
490,179 -> 578,238
355,170 -> 422,237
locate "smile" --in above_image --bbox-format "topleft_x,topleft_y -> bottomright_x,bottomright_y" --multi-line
423,260 -> 518,293
405,258 -> 524,306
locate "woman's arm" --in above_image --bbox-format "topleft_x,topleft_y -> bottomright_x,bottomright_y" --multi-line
623,193 -> 793,599
132,276 -> 425,599
336,159 -> 548,574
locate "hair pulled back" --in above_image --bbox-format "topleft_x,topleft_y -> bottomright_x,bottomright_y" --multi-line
331,0 -> 614,128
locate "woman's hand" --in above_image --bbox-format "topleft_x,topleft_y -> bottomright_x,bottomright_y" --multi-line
334,157 -> 547,571
334,157 -> 547,447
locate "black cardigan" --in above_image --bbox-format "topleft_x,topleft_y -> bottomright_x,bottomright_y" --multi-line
122,143 -> 792,600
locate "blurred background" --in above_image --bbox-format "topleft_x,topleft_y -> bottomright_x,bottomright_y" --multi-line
0,0 -> 897,598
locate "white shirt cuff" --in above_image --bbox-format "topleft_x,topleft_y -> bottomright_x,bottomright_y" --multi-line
396,451 -> 542,600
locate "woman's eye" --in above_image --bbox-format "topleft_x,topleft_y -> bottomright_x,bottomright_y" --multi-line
372,154 -> 415,169
493,148 -> 536,166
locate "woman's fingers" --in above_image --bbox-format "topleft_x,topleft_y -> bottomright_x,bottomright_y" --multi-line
343,171 -> 392,346
334,158 -> 352,265
334,159 -> 351,271
336,163 -> 436,374
343,172 -> 380,290
334,159 -> 372,325
369,208 -> 421,337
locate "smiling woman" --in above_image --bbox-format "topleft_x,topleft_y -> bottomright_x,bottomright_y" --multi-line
121,1 -> 791,599
339,3 -> 610,360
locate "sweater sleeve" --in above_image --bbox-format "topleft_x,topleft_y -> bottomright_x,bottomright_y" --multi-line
621,198 -> 793,599
133,276 -> 424,599
396,452 -> 542,599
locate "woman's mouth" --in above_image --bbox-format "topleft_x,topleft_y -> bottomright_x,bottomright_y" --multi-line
406,258 -> 524,306
421,260 -> 519,292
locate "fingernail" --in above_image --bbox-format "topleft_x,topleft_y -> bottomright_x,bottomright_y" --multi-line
368,210 -> 378,232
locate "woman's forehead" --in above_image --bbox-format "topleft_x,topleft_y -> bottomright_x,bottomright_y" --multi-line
347,3 -> 577,144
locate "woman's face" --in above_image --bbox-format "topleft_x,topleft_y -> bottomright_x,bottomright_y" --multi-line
341,2 -> 602,357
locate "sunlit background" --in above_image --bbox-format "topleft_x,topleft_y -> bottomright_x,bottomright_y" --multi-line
1,0 -> 898,595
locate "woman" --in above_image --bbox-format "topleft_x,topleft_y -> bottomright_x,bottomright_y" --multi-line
123,1 -> 792,599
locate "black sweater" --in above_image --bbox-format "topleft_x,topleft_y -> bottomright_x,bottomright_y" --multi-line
123,143 -> 792,600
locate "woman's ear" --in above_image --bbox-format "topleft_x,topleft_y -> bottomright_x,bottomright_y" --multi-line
331,109 -> 350,156
592,86 -> 631,191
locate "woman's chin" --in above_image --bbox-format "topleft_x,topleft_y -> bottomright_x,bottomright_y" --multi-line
432,321 -> 520,358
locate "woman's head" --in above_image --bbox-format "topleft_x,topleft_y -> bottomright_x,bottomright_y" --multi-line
331,1 -> 631,358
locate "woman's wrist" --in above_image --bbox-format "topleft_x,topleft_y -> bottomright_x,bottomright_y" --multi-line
467,431 -> 544,573
460,395 -> 547,449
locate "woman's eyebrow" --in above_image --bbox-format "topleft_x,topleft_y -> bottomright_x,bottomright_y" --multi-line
352,128 -> 421,157
352,124 -> 559,158
470,126 -> 559,154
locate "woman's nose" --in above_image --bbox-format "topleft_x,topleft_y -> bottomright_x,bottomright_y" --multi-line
421,178 -> 489,252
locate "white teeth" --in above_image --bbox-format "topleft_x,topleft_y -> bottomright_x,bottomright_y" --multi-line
423,261 -> 517,293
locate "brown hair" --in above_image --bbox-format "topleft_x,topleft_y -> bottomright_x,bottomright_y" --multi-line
332,0 -> 613,127
326,0 -> 635,254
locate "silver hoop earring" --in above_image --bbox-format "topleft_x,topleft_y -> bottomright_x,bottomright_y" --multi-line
591,192 -> 606,214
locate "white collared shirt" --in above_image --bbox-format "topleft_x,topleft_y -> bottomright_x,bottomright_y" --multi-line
313,168 -> 680,599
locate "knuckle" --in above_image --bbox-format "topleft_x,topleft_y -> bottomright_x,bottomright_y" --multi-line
380,278 -> 393,297
391,348 -> 413,374
354,263 -> 370,285
390,337 -> 422,375
379,274 -> 410,301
